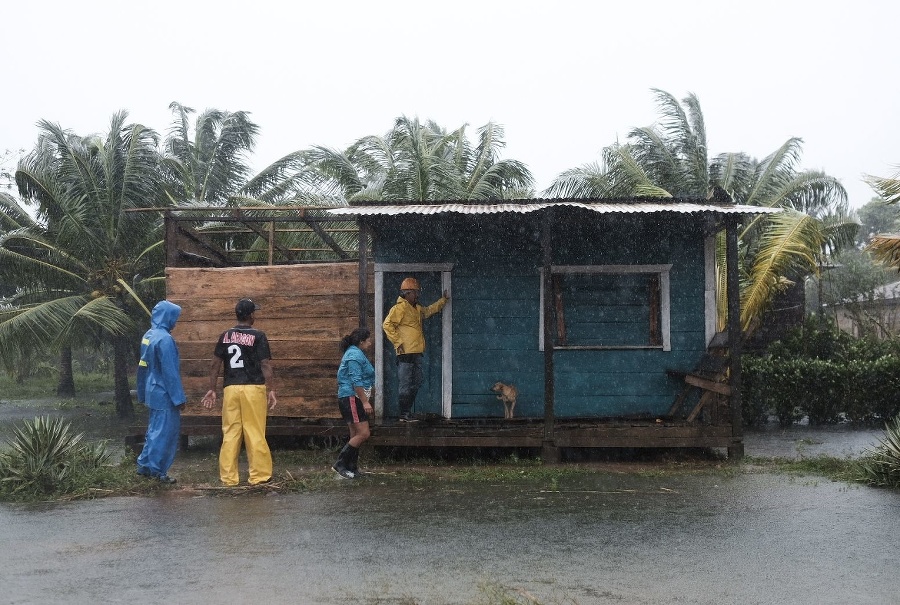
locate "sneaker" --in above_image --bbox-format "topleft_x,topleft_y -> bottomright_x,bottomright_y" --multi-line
157,475 -> 177,484
136,467 -> 153,478
332,464 -> 356,479
399,413 -> 419,423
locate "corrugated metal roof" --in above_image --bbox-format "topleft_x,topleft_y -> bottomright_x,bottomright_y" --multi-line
326,200 -> 780,217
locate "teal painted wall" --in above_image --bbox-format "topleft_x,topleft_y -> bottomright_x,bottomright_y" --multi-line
372,210 -> 710,418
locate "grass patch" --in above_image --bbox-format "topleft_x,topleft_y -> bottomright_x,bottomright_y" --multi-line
743,454 -> 863,483
0,446 -> 887,503
0,434 -> 775,503
1,380 -> 893,501
0,373 -> 119,400
474,580 -> 581,605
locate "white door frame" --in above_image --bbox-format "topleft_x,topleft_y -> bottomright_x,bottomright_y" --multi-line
374,263 -> 454,420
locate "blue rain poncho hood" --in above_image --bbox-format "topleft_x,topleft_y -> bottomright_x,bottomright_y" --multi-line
150,299 -> 181,332
137,300 -> 186,410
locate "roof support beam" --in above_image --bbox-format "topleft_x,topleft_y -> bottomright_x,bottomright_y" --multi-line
541,208 -> 559,462
726,216 -> 744,459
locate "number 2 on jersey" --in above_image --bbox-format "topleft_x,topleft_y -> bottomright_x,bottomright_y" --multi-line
228,344 -> 245,368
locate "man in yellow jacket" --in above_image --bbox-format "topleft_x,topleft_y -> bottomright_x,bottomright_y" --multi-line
382,277 -> 449,422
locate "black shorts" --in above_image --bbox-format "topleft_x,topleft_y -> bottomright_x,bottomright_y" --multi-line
338,395 -> 369,424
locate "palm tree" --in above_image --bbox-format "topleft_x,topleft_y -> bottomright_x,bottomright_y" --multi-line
162,102 -> 327,208
0,113 -> 165,417
297,116 -> 534,203
160,103 -> 351,262
546,88 -> 855,333
205,115 -> 534,264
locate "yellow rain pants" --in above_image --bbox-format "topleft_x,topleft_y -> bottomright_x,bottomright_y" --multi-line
219,384 -> 272,485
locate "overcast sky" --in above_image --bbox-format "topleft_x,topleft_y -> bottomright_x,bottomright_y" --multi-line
2,0 -> 897,209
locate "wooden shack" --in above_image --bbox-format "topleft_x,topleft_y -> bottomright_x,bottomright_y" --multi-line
161,199 -> 776,460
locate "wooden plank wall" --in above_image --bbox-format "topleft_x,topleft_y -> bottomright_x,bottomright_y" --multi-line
167,263 -> 373,419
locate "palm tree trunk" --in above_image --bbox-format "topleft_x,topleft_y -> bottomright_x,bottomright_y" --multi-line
56,346 -> 76,397
113,335 -> 134,419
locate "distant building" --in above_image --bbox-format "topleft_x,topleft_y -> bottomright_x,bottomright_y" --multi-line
830,280 -> 900,339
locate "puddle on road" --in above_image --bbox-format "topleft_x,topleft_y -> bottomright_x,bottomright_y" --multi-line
2,472 -> 898,604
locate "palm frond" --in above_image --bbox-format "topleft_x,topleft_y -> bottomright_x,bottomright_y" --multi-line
116,277 -> 151,317
741,210 -> 824,329
626,125 -> 683,191
743,137 -> 804,207
863,167 -> 900,205
866,234 -> 900,269
709,152 -> 756,200
241,151 -> 307,201
615,145 -> 673,197
297,146 -> 366,200
0,192 -> 35,231
0,295 -> 134,359
163,104 -> 258,206
0,228 -> 88,288
544,163 -> 609,198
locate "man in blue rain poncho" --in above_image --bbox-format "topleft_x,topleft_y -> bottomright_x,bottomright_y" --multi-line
136,300 -> 187,484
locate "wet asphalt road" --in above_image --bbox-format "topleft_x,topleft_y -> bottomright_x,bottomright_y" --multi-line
2,467 -> 899,604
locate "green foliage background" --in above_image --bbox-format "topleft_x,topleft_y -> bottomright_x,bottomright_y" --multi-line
743,318 -> 900,426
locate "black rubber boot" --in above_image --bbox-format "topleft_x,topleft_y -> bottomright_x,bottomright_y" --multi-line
332,444 -> 354,478
347,445 -> 360,474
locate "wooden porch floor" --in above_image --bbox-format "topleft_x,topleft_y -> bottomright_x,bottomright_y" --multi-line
127,415 -> 737,454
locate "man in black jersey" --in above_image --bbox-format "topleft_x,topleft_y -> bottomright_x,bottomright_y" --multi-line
202,298 -> 277,486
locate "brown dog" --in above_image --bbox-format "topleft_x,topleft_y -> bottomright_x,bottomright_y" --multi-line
491,382 -> 517,419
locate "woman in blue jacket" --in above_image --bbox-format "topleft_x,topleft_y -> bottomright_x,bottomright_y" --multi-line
332,327 -> 375,479
136,300 -> 187,484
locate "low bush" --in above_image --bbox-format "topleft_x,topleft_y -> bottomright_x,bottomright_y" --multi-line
744,318 -> 900,426
0,416 -> 112,498
857,415 -> 900,489
740,357 -> 773,427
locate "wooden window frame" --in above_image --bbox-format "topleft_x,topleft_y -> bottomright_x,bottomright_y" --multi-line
539,264 -> 672,351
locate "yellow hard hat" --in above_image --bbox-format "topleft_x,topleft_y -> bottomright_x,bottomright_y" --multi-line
400,277 -> 420,291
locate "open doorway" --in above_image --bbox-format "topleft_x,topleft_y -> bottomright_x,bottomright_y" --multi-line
374,263 -> 453,420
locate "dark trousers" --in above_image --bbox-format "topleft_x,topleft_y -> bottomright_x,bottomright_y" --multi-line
396,354 -> 423,415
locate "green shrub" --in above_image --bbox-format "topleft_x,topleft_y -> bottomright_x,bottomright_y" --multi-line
743,356 -> 804,426
767,316 -> 855,361
0,416 -> 111,497
797,359 -> 847,425
741,357 -> 773,427
744,318 -> 900,427
844,357 -> 900,424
